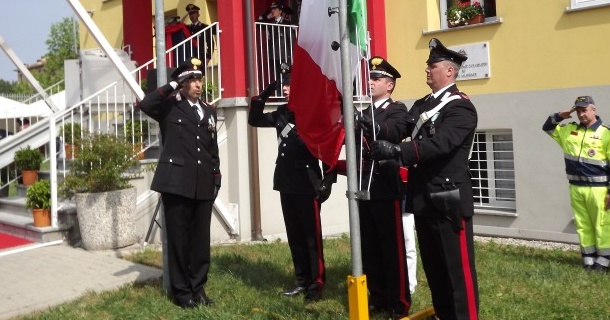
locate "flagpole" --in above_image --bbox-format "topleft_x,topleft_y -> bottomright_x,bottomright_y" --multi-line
338,1 -> 370,318
338,0 -> 363,278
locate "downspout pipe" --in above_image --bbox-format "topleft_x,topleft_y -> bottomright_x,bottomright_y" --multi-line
244,0 -> 265,241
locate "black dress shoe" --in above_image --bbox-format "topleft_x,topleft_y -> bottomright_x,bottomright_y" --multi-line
304,289 -> 322,303
368,304 -> 387,315
174,299 -> 198,309
282,286 -> 306,296
593,264 -> 609,273
194,291 -> 214,306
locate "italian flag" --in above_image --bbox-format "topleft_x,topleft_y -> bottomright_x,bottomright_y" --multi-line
288,0 -> 367,169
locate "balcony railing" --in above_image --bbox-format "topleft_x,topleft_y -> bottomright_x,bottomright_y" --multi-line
253,22 -> 371,103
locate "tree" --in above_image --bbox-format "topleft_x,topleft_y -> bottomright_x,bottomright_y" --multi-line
0,79 -> 15,94
12,17 -> 79,94
42,17 -> 79,89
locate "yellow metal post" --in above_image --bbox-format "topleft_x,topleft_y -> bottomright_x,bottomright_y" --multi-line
347,274 -> 369,320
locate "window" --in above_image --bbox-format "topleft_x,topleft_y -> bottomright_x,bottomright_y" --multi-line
440,0 -> 497,29
570,0 -> 610,9
469,130 -> 516,213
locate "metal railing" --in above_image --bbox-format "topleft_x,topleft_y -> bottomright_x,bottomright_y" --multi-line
0,22 -> 222,194
253,22 -> 370,103
22,80 -> 65,105
138,22 -> 222,104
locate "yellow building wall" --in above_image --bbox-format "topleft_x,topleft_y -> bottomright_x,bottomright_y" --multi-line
78,0 -> 216,50
385,0 -> 610,100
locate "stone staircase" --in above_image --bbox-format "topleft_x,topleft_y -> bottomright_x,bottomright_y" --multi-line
0,145 -> 161,245
0,171 -> 78,244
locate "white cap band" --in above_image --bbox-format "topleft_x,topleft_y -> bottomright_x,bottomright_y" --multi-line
177,70 -> 203,79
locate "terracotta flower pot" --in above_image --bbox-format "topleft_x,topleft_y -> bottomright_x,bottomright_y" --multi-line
64,143 -> 79,159
22,170 -> 38,186
467,14 -> 485,25
32,208 -> 51,227
132,143 -> 145,160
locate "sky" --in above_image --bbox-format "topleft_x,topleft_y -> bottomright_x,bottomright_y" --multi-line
0,0 -> 74,82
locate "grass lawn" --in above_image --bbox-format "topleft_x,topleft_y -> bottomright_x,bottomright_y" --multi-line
15,235 -> 610,320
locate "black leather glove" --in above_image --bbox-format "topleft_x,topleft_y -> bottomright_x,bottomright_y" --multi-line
356,112 -> 380,137
370,140 -> 401,160
316,169 -> 337,204
257,81 -> 278,102
316,181 -> 333,204
214,174 -> 221,198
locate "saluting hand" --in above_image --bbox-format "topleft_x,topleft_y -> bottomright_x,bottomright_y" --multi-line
256,81 -> 278,102
558,108 -> 575,120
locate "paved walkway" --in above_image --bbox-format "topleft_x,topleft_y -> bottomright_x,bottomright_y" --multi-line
0,242 -> 162,319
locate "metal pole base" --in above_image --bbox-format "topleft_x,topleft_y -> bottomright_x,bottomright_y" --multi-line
347,274 -> 369,320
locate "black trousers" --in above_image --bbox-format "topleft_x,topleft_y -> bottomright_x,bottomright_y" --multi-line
415,215 -> 479,320
280,193 -> 325,292
358,199 -> 411,315
162,192 -> 214,303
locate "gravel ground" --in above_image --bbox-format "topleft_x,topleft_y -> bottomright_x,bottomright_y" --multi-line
475,236 -> 579,252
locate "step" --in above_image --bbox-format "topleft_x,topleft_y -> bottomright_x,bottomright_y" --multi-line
0,196 -> 29,217
0,202 -> 78,244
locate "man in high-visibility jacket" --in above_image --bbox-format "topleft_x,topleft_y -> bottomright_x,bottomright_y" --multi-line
543,95 -> 610,272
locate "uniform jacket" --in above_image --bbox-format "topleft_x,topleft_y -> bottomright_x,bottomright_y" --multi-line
139,83 -> 221,200
359,99 -> 410,200
543,114 -> 610,187
249,99 -> 323,195
188,21 -> 215,60
399,84 -> 478,217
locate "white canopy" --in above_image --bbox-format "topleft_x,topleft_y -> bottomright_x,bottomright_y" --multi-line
0,91 -> 65,119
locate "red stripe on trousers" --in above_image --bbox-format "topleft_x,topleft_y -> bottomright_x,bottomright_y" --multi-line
313,198 -> 325,287
459,218 -> 478,319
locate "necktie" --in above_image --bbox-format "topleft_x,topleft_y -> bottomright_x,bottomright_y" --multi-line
192,105 -> 202,121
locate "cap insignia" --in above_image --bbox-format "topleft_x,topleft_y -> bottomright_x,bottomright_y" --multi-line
191,58 -> 202,70
371,57 -> 383,70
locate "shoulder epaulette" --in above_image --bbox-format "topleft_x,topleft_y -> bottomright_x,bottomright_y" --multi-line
457,91 -> 470,100
601,124 -> 610,131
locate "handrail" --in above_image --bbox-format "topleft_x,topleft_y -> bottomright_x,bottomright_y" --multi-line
21,80 -> 65,105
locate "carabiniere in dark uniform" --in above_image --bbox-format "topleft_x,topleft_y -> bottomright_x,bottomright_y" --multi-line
139,57 -> 220,309
356,56 -> 411,319
248,64 -> 335,302
371,38 -> 480,320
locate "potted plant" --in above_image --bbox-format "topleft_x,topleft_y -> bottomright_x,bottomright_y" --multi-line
446,1 -> 484,27
61,122 -> 82,159
0,179 -> 8,198
204,81 -> 219,102
124,119 -> 149,160
25,179 -> 51,227
60,133 -> 139,250
14,146 -> 44,186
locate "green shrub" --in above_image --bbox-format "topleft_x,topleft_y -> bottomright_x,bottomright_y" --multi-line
60,134 -> 138,198
61,122 -> 82,144
14,146 -> 44,171
124,119 -> 149,143
25,179 -> 51,209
